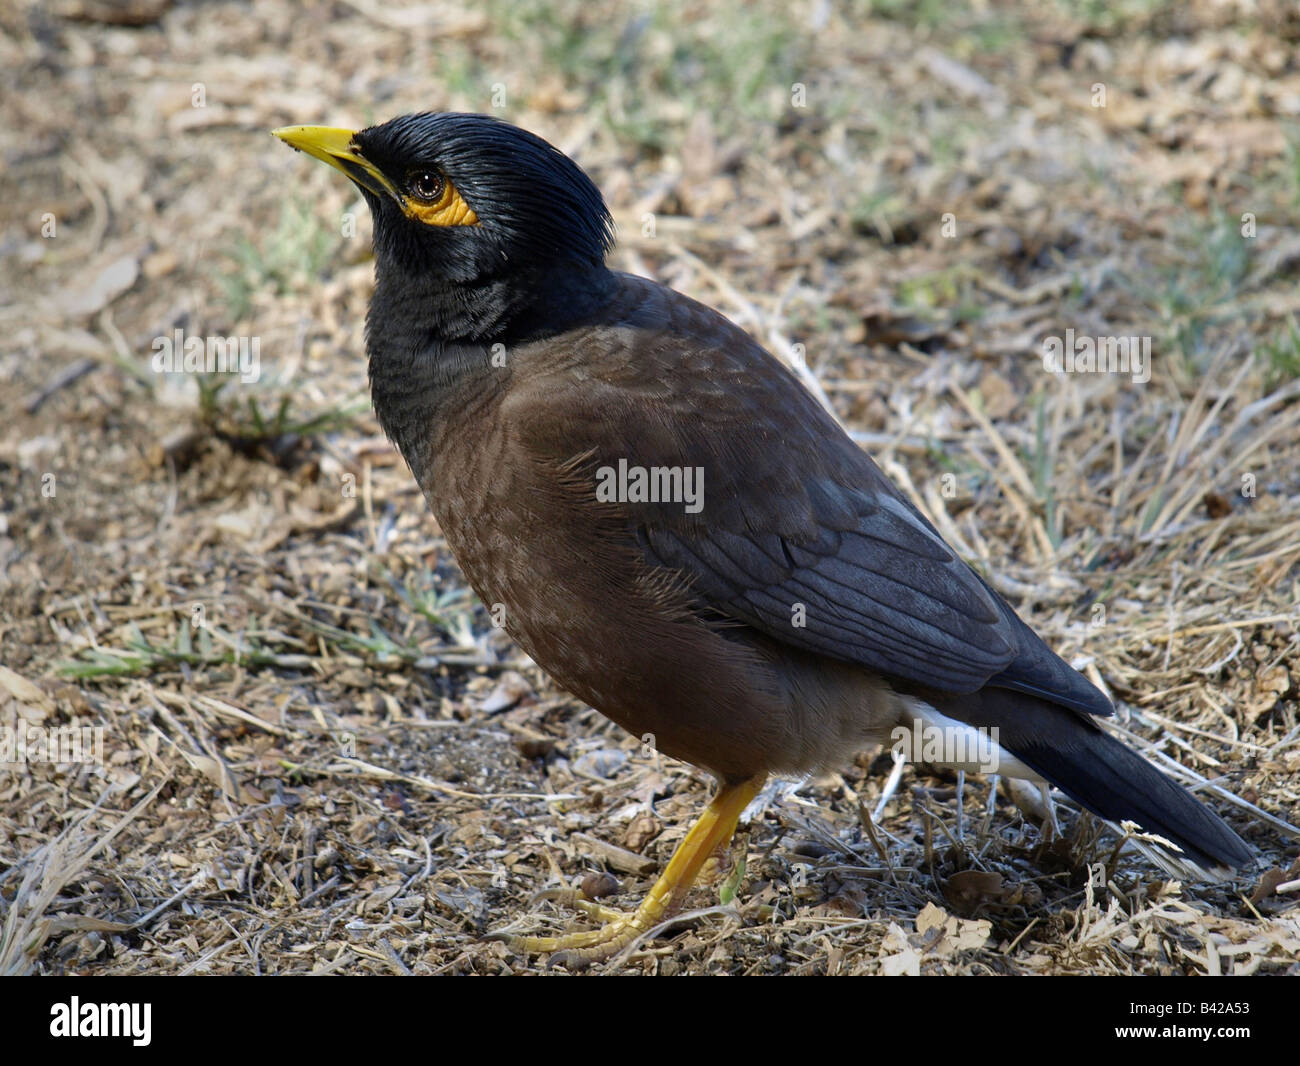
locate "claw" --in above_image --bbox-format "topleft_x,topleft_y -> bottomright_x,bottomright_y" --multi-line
492,775 -> 765,966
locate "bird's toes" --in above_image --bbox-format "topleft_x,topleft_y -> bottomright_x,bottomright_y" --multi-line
492,907 -> 654,968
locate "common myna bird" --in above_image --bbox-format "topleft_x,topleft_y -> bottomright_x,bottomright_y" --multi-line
274,113 -> 1252,964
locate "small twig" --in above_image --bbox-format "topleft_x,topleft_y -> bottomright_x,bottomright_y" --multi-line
24,357 -> 97,413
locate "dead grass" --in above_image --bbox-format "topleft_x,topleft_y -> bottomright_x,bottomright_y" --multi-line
1,0 -> 1298,975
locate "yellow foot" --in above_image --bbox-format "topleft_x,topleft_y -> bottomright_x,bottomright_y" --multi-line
502,898 -> 663,969
492,774 -> 765,968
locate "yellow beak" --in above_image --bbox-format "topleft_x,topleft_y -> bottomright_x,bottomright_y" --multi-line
272,125 -> 398,199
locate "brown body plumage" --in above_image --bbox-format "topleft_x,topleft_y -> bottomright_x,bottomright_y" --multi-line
421,274 -> 906,782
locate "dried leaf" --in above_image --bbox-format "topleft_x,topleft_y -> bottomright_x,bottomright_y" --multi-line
0,667 -> 53,716
56,253 -> 140,318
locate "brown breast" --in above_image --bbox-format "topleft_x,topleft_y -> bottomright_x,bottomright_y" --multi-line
407,367 -> 809,780
397,295 -> 907,783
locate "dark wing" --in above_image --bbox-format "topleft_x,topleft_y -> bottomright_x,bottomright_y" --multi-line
506,275 -> 1110,717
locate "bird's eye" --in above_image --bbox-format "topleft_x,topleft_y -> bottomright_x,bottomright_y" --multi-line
407,171 -> 445,203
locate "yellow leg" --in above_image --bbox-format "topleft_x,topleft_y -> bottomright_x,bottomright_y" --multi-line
500,774 -> 765,967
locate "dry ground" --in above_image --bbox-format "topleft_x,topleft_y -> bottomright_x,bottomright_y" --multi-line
2,0 -> 1299,975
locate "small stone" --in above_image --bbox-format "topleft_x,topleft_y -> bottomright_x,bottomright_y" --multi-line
580,871 -> 620,899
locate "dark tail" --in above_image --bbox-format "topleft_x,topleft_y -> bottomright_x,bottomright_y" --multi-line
931,687 -> 1253,877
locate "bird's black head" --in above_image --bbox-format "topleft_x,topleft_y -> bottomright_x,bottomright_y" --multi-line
274,112 -> 619,460
274,113 -> 615,287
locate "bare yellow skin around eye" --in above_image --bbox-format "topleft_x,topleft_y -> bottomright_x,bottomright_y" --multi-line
401,178 -> 480,227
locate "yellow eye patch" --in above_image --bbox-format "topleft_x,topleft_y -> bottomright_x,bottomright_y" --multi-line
402,178 -> 480,227
272,127 -> 481,228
